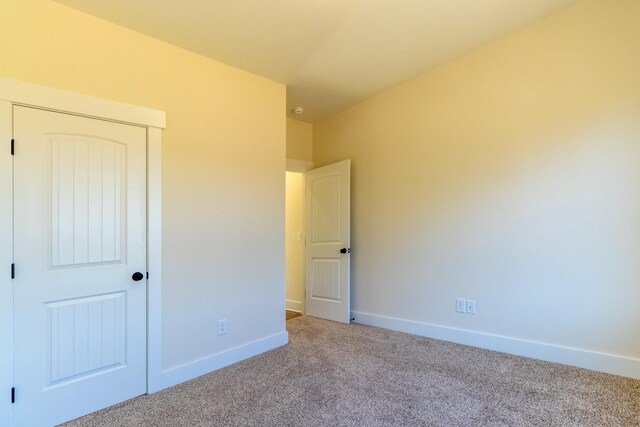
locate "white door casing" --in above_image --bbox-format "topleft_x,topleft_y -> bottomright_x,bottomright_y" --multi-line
285,171 -> 306,314
12,107 -> 147,426
0,76 -> 164,427
305,160 -> 351,323
0,101 -> 13,427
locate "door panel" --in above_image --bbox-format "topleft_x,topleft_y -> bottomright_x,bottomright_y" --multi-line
310,259 -> 341,300
47,292 -> 126,384
305,160 -> 351,323
50,137 -> 125,266
311,174 -> 342,242
13,106 -> 147,427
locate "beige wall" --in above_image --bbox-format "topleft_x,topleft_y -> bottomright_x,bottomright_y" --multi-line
314,0 -> 640,369
285,172 -> 305,311
0,0 -> 286,372
286,118 -> 313,162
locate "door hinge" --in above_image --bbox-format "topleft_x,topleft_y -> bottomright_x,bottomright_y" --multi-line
11,263 -> 15,279
11,387 -> 15,404
10,139 -> 14,155
146,272 -> 149,280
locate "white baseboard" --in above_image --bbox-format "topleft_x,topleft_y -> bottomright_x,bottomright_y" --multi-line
154,331 -> 289,392
286,299 -> 303,313
352,311 -> 640,380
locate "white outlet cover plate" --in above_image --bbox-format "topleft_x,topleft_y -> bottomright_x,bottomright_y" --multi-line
466,300 -> 476,314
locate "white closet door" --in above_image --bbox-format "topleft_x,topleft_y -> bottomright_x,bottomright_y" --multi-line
12,106 -> 147,426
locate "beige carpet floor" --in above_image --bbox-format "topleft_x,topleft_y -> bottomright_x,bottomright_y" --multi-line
64,316 -> 639,426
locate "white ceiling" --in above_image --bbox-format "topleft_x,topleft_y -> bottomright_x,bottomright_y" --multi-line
54,0 -> 577,122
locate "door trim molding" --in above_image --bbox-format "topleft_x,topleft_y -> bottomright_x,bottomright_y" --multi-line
286,158 -> 314,172
0,100 -> 14,427
0,76 -> 165,425
0,76 -> 165,129
147,127 -> 164,393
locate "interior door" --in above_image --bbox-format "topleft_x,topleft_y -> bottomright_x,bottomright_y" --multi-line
305,160 -> 351,323
12,106 -> 147,426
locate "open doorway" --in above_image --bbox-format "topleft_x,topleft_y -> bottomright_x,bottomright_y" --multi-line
285,171 -> 305,320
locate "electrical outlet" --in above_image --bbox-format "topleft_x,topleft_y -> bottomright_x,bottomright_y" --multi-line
466,300 -> 476,314
456,298 -> 466,313
217,318 -> 228,335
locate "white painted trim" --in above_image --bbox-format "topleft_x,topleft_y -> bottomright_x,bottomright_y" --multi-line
0,77 -> 166,409
158,331 -> 289,390
286,300 -> 303,313
0,76 -> 165,129
352,311 -> 640,380
286,158 -> 314,172
284,170 -> 306,317
0,101 -> 13,427
146,127 -> 163,393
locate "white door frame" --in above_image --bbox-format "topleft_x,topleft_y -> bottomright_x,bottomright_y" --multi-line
285,159 -> 313,314
0,99 -> 13,427
0,76 -> 166,426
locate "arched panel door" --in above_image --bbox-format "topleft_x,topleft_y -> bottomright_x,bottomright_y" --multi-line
13,106 -> 147,426
305,160 -> 351,323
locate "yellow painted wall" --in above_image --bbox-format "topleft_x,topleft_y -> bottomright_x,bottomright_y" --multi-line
285,172 -> 305,311
314,0 -> 640,367
0,0 -> 286,370
286,118 -> 313,162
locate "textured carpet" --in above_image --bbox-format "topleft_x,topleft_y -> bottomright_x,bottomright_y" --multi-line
64,316 -> 639,426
